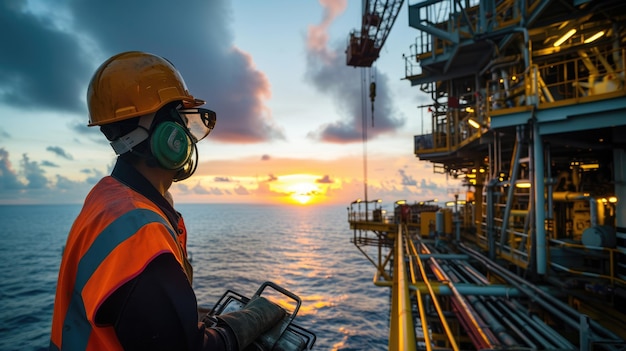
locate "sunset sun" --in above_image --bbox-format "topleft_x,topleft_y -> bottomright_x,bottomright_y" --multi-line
287,182 -> 320,205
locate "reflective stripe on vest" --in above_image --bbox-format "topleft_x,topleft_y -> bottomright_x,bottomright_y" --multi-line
59,208 -> 177,350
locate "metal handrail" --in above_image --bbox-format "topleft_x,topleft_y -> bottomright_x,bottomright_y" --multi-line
389,224 -> 417,351
407,229 -> 461,351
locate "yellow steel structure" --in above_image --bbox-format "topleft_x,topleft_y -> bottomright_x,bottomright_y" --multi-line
387,223 -> 467,350
405,226 -> 460,351
389,224 -> 416,351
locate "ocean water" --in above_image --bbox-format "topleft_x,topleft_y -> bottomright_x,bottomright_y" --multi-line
0,204 -> 389,351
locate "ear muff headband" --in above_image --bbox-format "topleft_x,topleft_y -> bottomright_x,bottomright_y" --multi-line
150,121 -> 192,169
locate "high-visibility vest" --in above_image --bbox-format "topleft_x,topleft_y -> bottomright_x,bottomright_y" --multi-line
50,176 -> 191,350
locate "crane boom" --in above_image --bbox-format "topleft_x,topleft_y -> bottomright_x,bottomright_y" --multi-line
346,0 -> 404,67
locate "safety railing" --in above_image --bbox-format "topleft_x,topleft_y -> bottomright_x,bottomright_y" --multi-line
474,207 -> 532,269
549,239 -> 626,287
414,46 -> 625,157
347,199 -> 386,222
487,47 -> 626,114
414,98 -> 488,157
472,188 -> 626,285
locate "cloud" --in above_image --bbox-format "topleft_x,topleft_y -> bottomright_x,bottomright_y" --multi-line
233,184 -> 250,195
209,187 -> 224,195
41,160 -> 59,168
0,128 -> 10,141
80,168 -> 105,184
55,175 -> 82,190
399,169 -> 417,186
46,146 -> 73,160
267,174 -> 278,182
261,154 -> 271,161
174,183 -> 190,194
70,120 -> 106,144
305,0 -> 404,143
316,174 -> 334,184
192,181 -> 211,195
72,0 -> 284,143
1,0 -> 284,143
0,148 -> 101,203
253,180 -> 289,199
0,148 -> 24,190
419,178 -> 442,192
20,154 -> 48,189
214,176 -> 232,182
306,0 -> 347,55
0,2 -> 92,114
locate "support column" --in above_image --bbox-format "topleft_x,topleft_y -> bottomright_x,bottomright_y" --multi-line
533,121 -> 547,275
614,149 -> 626,281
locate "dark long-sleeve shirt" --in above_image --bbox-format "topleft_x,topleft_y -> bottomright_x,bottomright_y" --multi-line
92,158 -> 236,350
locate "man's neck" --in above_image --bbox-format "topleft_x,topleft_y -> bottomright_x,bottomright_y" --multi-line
133,162 -> 175,196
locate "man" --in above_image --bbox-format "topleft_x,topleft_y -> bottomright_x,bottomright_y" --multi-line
50,51 -> 283,350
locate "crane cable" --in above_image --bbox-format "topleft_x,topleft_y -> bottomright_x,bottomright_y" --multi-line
360,68 -> 369,204
360,66 -> 377,205
369,68 -> 376,127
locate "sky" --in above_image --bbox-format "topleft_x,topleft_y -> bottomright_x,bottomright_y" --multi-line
0,0 -> 463,207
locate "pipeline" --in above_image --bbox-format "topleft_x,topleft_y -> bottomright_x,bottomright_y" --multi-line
507,299 -> 576,350
407,230 -> 460,351
449,258 -> 575,349
438,252 -> 550,348
445,268 -> 519,347
459,243 -> 625,349
414,240 -> 499,350
492,295 -> 569,349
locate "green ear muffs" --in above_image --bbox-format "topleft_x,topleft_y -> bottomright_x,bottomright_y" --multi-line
150,121 -> 192,170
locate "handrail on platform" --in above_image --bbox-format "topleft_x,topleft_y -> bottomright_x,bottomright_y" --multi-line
389,224 -> 417,351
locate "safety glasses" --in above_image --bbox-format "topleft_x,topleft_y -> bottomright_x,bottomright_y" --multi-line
176,108 -> 217,142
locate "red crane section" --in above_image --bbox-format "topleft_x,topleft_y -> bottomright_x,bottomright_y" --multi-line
346,0 -> 405,67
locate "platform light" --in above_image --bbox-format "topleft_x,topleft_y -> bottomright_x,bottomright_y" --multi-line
609,196 -> 618,203
515,181 -> 532,188
580,163 -> 599,170
554,29 -> 577,47
468,118 -> 481,129
584,30 -> 605,44
466,106 -> 474,113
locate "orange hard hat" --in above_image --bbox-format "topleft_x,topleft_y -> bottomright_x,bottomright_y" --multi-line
87,51 -> 204,126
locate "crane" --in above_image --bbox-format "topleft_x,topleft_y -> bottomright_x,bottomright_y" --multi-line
346,0 -> 405,67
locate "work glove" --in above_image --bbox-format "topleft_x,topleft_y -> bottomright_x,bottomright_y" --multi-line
217,296 -> 285,351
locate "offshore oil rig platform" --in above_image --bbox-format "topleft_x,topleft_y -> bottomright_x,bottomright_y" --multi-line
346,0 -> 626,350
